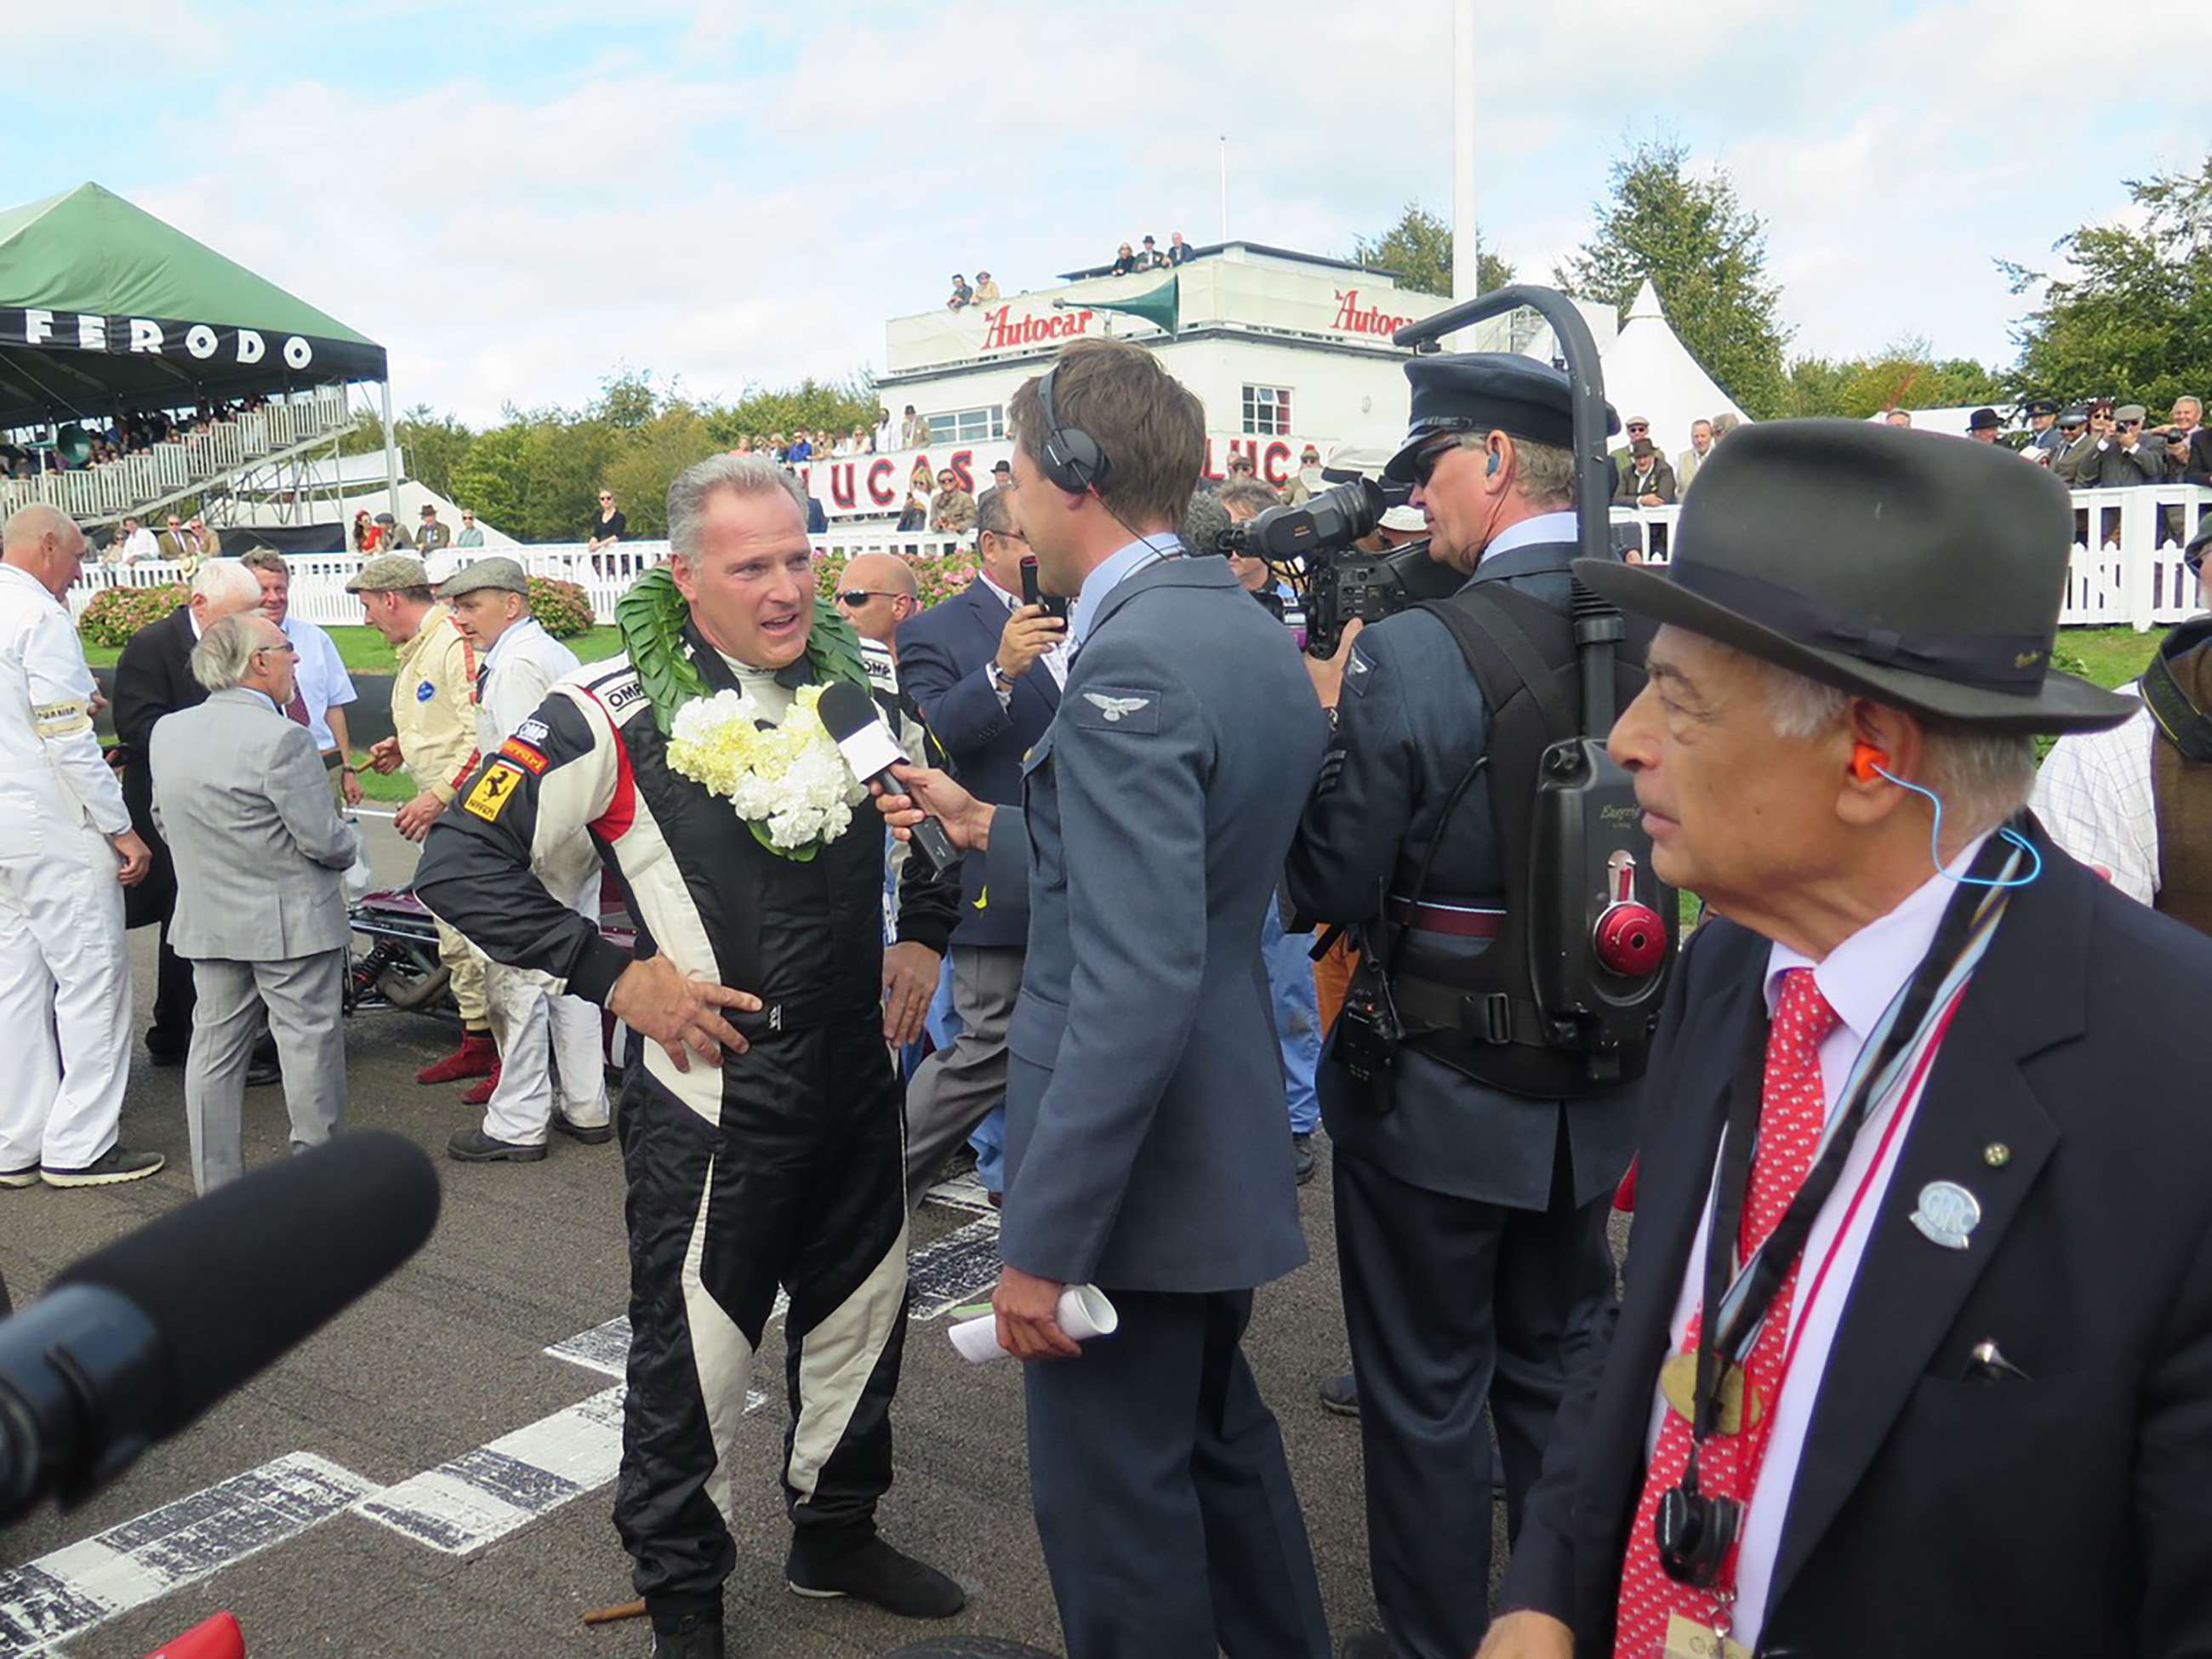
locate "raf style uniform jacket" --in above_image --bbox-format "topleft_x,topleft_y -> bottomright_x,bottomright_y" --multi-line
389,607 -> 478,807
982,556 -> 1326,1291
1287,531 -> 1636,1211
895,579 -> 1061,949
1500,828 -> 2212,1655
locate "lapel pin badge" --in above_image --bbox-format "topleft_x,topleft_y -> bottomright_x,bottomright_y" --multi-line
1910,1180 -> 1982,1250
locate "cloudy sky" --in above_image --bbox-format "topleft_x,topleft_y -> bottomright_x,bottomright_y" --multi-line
20,0 -> 2175,425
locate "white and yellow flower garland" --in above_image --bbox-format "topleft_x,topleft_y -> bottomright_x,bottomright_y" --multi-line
665,683 -> 867,856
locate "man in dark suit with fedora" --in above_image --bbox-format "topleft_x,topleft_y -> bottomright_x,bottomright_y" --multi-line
874,338 -> 1332,1658
893,483 -> 1064,1204
1478,421 -> 2212,1659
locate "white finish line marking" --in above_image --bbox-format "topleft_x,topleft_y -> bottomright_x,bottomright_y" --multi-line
367,1209 -> 1006,1557
0,1453 -> 378,1657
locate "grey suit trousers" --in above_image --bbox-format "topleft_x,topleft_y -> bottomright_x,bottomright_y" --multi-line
902,944 -> 1023,1206
185,952 -> 346,1194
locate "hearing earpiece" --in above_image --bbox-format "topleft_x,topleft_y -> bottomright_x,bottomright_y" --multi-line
1850,742 -> 1889,783
1485,449 -> 1500,476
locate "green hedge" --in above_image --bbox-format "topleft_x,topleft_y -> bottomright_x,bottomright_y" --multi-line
79,584 -> 189,647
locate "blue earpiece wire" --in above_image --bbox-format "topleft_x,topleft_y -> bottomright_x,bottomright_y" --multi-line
1872,762 -> 2042,887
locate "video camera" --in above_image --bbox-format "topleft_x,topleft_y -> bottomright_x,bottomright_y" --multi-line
1211,477 -> 1460,659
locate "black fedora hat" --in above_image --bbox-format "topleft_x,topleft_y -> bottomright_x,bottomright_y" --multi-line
1573,419 -> 2134,734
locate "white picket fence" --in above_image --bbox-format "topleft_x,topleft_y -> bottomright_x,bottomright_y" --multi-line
66,526 -> 972,627
68,488 -> 2212,632
1609,484 -> 2212,632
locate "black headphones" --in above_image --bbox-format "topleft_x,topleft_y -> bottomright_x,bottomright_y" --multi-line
1034,360 -> 1111,496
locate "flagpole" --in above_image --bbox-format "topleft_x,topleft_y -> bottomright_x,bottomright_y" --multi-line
1218,135 -> 1229,242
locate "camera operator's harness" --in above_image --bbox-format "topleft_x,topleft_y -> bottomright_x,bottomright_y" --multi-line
1332,287 -> 1677,1097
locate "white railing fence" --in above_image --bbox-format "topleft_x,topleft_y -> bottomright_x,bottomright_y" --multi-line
3,385 -> 354,527
1608,485 -> 2212,633
68,489 -> 2210,633
67,526 -> 973,627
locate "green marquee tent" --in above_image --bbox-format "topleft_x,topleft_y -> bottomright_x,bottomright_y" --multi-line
0,182 -> 388,429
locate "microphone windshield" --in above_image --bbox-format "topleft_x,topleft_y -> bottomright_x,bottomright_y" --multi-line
1181,487 -> 1234,557
53,1131 -> 440,1437
817,679 -> 907,780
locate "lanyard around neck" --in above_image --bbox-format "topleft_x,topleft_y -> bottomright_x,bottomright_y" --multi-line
1688,827 -> 2027,1445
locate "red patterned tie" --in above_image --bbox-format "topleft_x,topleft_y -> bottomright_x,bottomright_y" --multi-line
1614,967 -> 1840,1655
284,686 -> 311,727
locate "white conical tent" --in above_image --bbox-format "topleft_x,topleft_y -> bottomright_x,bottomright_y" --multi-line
1600,279 -> 1747,460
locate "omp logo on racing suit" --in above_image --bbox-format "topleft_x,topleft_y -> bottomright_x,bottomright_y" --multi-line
603,680 -> 647,713
463,761 -> 527,821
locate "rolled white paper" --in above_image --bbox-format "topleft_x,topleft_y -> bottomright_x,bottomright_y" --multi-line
948,1283 -> 1120,1363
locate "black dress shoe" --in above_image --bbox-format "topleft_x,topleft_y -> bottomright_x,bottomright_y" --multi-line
787,1535 -> 966,1618
448,1128 -> 548,1163
1291,1131 -> 1317,1185
647,1607 -> 722,1659
1339,1628 -> 1392,1659
1320,1371 -> 1360,1417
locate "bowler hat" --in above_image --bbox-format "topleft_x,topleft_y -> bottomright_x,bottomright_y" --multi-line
1572,420 -> 2134,734
1967,407 -> 2002,431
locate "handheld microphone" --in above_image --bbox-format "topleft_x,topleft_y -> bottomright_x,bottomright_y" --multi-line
816,679 -> 961,876
0,1132 -> 440,1523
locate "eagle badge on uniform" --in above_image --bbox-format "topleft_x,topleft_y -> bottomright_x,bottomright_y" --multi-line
462,761 -> 525,822
1084,693 -> 1149,722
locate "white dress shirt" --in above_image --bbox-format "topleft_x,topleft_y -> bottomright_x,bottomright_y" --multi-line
2031,685 -> 2155,904
282,614 -> 358,755
978,571 -> 1071,694
1477,509 -> 1579,563
1645,835 -> 1990,1649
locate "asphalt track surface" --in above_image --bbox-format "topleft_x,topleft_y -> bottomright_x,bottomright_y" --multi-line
0,818 -> 1519,1658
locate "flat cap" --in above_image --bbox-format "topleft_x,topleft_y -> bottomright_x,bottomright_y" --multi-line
1385,353 -> 1620,482
345,553 -> 431,592
436,556 -> 530,599
2116,403 -> 2148,424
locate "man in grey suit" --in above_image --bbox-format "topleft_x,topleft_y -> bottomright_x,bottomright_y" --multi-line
151,612 -> 360,1194
875,339 -> 1332,1658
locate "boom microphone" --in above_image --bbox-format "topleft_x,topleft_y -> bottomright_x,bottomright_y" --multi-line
816,679 -> 961,876
0,1132 -> 440,1523
1180,487 -> 1234,557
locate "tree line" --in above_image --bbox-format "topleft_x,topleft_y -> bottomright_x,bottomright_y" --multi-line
1361,142 -> 2209,425
350,144 -> 2207,544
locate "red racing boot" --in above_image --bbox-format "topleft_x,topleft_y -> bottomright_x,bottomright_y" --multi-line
416,1031 -> 497,1086
459,1063 -> 503,1108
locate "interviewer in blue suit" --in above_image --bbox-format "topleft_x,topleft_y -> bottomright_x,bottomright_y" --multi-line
876,339 -> 1332,1658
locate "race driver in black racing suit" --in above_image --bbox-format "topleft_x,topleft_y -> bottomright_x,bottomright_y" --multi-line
415,459 -> 965,1659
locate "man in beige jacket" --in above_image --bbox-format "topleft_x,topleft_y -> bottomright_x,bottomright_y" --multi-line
348,552 -> 496,1084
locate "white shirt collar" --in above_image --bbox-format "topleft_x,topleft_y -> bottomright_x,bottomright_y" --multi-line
978,571 -> 1021,612
1761,832 -> 1993,1053
1480,510 -> 1580,562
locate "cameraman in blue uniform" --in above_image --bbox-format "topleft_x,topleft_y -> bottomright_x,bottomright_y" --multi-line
1286,356 -> 1639,1659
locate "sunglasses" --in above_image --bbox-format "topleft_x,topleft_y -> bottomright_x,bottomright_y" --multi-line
836,589 -> 903,607
1627,424 -> 1650,433
1410,437 -> 1463,490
